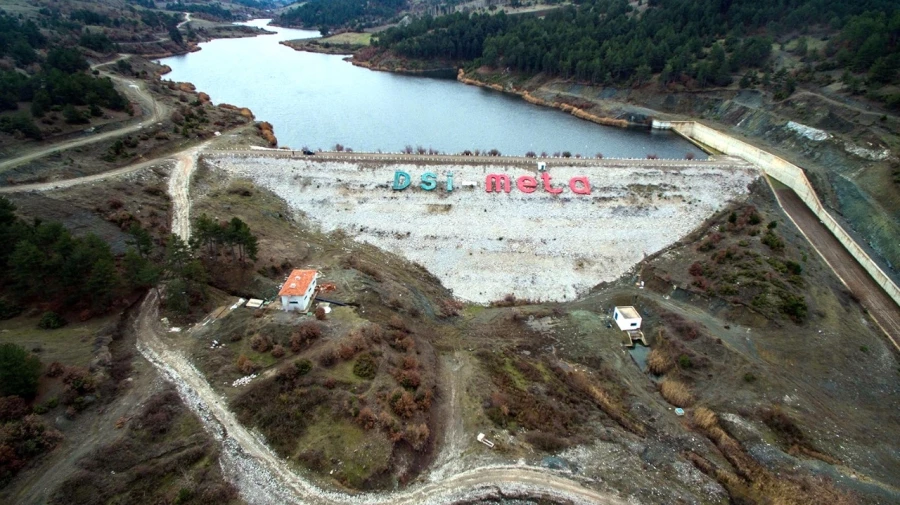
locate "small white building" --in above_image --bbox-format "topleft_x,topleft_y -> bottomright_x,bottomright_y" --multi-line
279,269 -> 317,312
613,306 -> 642,331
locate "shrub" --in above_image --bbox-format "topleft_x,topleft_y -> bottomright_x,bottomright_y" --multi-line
647,348 -> 674,375
0,343 -> 41,398
748,212 -> 762,225
404,422 -> 430,451
780,293 -> 808,322
294,359 -> 312,375
45,361 -> 65,378
762,230 -> 784,251
397,370 -> 421,389
390,389 -> 416,418
352,354 -> 377,379
388,315 -> 408,331
685,152 -> 695,160
357,407 -> 377,430
760,407 -> 805,445
768,220 -> 778,229
0,395 -> 30,421
688,262 -> 704,276
271,344 -> 285,358
691,406 -> 718,430
659,379 -> 694,407
678,354 -> 693,368
337,343 -> 356,360
236,355 -> 256,375
38,312 -> 67,330
317,348 -> 337,367
249,334 -> 271,352
315,306 -> 326,320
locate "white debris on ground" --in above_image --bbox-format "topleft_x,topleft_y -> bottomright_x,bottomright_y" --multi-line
232,374 -> 257,387
785,121 -> 830,141
169,327 -> 182,333
210,339 -> 223,349
207,155 -> 757,304
844,141 -> 891,161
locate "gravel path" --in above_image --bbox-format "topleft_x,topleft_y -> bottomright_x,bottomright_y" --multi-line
135,292 -> 630,505
206,154 -> 757,303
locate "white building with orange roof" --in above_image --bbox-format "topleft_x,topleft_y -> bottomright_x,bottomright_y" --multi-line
279,269 -> 317,312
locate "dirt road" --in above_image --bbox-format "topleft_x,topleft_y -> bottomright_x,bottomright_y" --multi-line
0,60 -> 167,174
773,187 -> 900,348
0,156 -> 173,194
168,145 -> 205,240
135,292 -> 626,505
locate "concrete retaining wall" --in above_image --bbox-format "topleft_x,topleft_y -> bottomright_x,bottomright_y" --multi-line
654,120 -> 900,308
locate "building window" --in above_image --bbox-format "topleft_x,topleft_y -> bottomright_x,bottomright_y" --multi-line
631,322 -> 637,327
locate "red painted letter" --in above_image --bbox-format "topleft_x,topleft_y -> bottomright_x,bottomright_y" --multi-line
540,172 -> 563,194
485,174 -> 511,193
569,176 -> 591,195
516,175 -> 537,193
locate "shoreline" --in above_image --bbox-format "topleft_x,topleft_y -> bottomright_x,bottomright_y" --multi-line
456,69 -> 636,129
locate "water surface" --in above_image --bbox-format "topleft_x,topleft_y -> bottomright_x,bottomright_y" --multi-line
160,20 -> 701,158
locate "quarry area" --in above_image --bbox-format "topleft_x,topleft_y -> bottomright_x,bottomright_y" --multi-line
205,154 -> 758,303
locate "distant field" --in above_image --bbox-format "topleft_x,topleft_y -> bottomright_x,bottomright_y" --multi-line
322,32 -> 372,46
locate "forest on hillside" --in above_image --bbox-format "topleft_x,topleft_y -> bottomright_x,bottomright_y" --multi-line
275,0 -> 406,31
372,0 -> 900,108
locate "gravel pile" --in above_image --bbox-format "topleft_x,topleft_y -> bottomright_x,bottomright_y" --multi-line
207,155 -> 757,303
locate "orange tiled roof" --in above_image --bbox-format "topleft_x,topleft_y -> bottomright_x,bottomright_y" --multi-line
278,269 -> 317,297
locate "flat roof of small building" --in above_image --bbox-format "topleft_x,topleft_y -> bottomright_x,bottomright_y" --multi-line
278,269 -> 317,297
616,306 -> 641,319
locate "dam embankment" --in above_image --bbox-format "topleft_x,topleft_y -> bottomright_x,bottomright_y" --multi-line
656,119 -> 900,342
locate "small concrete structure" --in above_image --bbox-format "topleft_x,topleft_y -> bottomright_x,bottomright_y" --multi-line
537,161 -> 547,172
246,298 -> 264,309
613,306 -> 641,331
278,269 -> 317,312
476,433 -> 494,448
614,306 -> 646,347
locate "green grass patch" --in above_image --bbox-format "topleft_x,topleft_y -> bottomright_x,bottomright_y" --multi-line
502,358 -> 529,390
327,359 -> 365,384
0,314 -> 115,367
322,32 -> 372,46
293,415 -> 392,488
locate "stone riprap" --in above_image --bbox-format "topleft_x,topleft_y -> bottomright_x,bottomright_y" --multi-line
206,155 -> 757,303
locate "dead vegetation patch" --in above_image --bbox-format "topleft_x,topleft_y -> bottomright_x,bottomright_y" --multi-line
659,378 -> 694,407
686,406 -> 855,505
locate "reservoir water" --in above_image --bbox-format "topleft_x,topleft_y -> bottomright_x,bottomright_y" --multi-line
160,19 -> 701,158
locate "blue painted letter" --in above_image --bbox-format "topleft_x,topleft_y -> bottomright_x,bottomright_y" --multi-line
421,172 -> 437,191
446,172 -> 454,192
393,171 -> 411,190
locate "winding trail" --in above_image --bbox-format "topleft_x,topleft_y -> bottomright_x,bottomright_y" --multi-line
135,292 -> 626,505
0,57 -> 168,174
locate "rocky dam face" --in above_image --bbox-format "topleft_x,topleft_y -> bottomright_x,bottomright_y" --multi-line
206,154 -> 758,303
